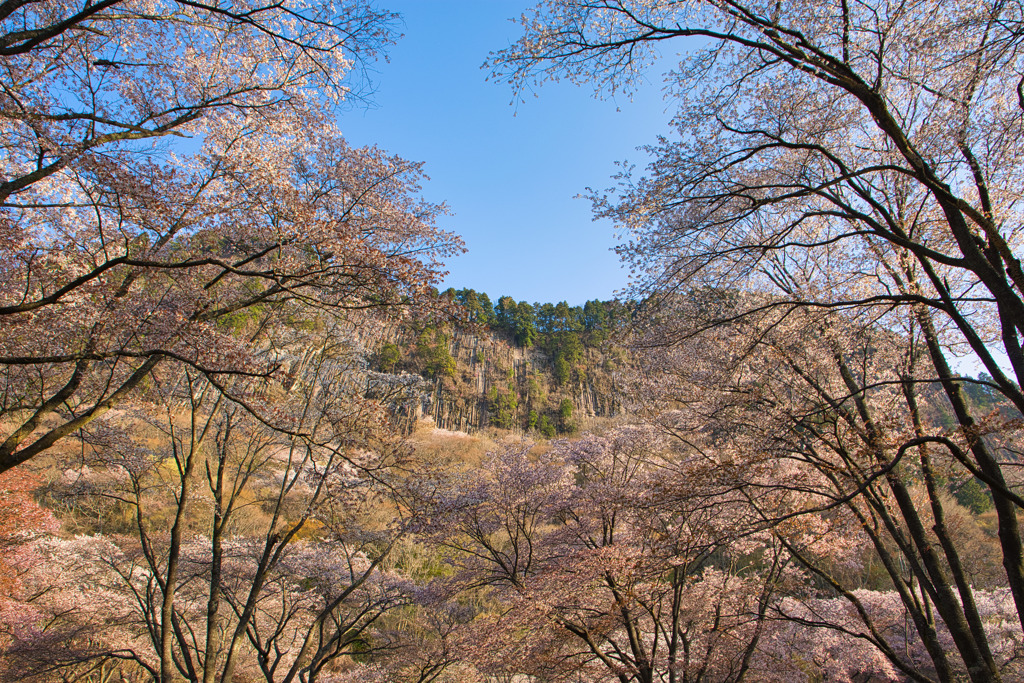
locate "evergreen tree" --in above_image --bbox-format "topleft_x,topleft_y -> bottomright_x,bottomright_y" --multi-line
558,398 -> 575,434
495,296 -> 517,332
583,299 -> 608,332
377,342 -> 401,373
512,301 -> 538,347
477,292 -> 495,326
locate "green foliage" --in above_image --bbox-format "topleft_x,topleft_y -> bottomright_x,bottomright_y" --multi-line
457,290 -> 624,354
554,301 -> 582,332
536,302 -> 556,332
477,292 -> 494,326
559,398 -> 576,434
512,301 -> 537,347
583,299 -> 607,332
961,374 -> 1022,419
455,288 -> 495,327
488,386 -> 519,429
490,295 -> 539,346
559,398 -> 573,420
553,355 -> 572,386
527,375 -> 545,404
378,342 -> 401,373
536,300 -> 583,335
954,477 -> 994,515
215,304 -> 266,333
538,415 -> 556,438
347,632 -> 373,663
558,332 -> 584,365
495,296 -> 518,331
415,327 -> 456,379
547,331 -> 585,388
400,291 -> 630,433
283,313 -> 320,332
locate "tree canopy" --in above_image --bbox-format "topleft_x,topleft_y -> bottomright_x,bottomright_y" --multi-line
0,0 -> 462,473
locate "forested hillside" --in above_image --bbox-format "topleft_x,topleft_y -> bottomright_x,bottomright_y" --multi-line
364,290 -> 632,435
3,0 -> 1024,682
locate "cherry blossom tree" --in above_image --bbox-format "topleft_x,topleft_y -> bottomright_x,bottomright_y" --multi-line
493,1 -> 1024,395
494,3 -> 1024,677
627,296 -> 1024,682
0,0 -> 462,474
345,587 -> 478,683
418,432 -> 787,683
17,319 -> 421,683
0,468 -> 61,678
752,588 -> 1024,682
0,0 -> 393,203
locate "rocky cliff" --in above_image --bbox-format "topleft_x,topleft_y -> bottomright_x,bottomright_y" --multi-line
358,320 -> 628,435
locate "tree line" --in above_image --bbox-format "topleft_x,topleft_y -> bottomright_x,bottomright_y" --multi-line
445,288 -> 630,348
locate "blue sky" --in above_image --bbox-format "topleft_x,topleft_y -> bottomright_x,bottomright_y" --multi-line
338,1 -> 674,306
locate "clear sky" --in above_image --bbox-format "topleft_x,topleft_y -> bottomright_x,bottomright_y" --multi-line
338,0 -> 674,306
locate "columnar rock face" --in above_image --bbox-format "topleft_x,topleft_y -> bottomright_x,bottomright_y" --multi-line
242,315 -> 624,435
346,321 -> 626,434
